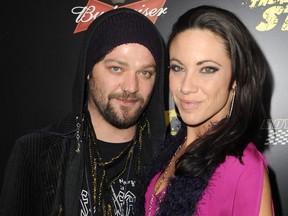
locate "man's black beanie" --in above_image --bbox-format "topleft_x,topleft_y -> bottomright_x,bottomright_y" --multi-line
85,8 -> 163,76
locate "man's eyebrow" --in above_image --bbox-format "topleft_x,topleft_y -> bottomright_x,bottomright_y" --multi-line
142,63 -> 156,70
103,59 -> 128,67
104,59 -> 156,70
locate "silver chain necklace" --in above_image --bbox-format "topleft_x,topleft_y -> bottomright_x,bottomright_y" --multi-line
147,144 -> 183,216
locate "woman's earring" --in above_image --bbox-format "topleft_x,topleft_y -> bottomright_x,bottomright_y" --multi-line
228,87 -> 236,118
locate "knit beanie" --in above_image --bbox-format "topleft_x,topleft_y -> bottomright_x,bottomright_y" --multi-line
85,8 -> 163,76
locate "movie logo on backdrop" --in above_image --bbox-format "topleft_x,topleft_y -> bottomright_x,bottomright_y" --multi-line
71,0 -> 168,33
262,118 -> 288,145
242,0 -> 288,147
243,0 -> 288,31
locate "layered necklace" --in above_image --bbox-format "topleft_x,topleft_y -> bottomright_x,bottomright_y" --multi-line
84,109 -> 149,215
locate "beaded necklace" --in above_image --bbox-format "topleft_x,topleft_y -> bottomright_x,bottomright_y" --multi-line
87,136 -> 135,214
84,110 -> 149,215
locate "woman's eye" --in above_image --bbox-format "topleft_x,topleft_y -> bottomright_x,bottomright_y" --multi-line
169,64 -> 184,72
201,66 -> 219,74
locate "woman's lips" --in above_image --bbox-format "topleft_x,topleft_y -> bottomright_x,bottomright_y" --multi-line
179,99 -> 202,110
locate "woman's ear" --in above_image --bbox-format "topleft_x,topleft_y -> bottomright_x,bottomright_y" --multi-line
232,80 -> 237,89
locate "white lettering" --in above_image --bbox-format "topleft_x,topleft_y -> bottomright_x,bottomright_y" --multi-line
71,6 -> 105,23
71,4 -> 168,24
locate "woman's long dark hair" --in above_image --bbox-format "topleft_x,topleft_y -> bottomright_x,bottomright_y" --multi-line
168,4 -> 268,176
157,5 -> 269,215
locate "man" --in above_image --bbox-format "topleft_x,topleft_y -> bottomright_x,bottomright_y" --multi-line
0,8 -> 166,216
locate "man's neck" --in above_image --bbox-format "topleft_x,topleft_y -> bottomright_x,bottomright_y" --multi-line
88,107 -> 136,143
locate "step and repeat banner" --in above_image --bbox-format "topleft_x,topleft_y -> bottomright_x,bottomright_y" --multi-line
1,0 -> 287,214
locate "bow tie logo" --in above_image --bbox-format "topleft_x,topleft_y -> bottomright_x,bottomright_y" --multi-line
72,0 -> 168,33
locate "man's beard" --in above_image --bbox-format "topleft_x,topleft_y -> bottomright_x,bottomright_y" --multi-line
90,90 -> 150,129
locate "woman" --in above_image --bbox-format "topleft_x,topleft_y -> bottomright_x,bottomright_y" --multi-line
142,5 -> 274,216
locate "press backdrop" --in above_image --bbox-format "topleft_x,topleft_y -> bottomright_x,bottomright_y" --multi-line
1,0 -> 287,215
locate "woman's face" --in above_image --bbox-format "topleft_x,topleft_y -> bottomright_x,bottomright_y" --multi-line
169,29 -> 235,129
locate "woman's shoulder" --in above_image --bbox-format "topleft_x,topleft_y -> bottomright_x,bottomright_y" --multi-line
242,142 -> 268,166
210,142 -> 268,193
198,143 -> 268,215
223,142 -> 267,173
212,142 -> 267,203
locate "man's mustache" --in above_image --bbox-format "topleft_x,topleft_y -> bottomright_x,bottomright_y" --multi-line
109,91 -> 144,102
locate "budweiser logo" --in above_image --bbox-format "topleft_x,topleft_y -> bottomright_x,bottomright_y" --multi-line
72,0 -> 168,33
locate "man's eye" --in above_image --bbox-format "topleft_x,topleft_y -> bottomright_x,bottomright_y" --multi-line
111,66 -> 121,73
201,66 -> 219,74
141,71 -> 154,78
169,65 -> 184,72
